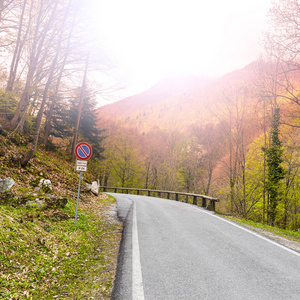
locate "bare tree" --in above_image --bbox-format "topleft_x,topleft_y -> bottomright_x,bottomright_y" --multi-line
264,0 -> 300,127
8,0 -> 60,130
5,0 -> 34,92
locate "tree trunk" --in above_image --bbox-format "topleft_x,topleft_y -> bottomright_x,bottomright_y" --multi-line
6,0 -> 27,92
71,52 -> 89,160
9,0 -> 58,130
21,2 -> 62,166
21,64 -> 55,166
44,0 -> 76,146
44,96 -> 55,146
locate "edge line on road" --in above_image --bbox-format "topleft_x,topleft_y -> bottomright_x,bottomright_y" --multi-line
132,201 -> 145,300
198,208 -> 300,257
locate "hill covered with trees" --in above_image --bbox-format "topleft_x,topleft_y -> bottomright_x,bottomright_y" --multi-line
98,0 -> 300,233
1,0 -> 300,233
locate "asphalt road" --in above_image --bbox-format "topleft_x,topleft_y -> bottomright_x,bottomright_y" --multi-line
111,193 -> 300,300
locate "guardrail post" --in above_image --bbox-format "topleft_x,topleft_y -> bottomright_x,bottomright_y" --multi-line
193,196 -> 197,205
103,187 -> 106,192
125,189 -> 128,194
167,192 -> 170,199
114,188 -> 117,193
186,195 -> 189,203
158,191 -> 161,197
175,194 -> 179,201
202,197 -> 207,208
148,191 -> 151,196
211,201 -> 216,211
137,190 -> 140,195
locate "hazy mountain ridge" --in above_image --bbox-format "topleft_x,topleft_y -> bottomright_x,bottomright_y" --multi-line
97,61 -> 261,133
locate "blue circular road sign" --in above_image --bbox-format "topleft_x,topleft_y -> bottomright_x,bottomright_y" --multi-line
75,142 -> 92,160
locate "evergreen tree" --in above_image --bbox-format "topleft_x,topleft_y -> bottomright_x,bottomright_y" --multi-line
262,108 -> 285,226
70,96 -> 106,160
44,97 -> 74,149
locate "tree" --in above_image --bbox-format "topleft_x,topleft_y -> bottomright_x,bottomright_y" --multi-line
212,83 -> 259,215
190,123 -> 224,195
262,108 -> 285,226
6,0 -> 32,92
264,0 -> 300,128
104,128 -> 143,188
70,95 -> 105,159
8,0 -> 60,130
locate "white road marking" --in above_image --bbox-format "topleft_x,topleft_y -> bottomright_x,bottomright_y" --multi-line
197,207 -> 300,257
132,201 -> 145,300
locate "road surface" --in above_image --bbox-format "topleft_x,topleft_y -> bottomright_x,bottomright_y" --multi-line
111,193 -> 300,300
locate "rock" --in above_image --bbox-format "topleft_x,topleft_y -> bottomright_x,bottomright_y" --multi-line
82,181 -> 99,195
38,179 -> 52,193
91,181 -> 99,195
0,178 -> 15,193
31,178 -> 53,193
82,181 -> 92,192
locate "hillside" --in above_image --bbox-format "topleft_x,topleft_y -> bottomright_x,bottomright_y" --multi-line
97,61 -> 259,134
96,60 -> 300,232
0,133 -> 121,299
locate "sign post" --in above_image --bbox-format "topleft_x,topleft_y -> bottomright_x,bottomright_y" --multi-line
74,142 -> 92,225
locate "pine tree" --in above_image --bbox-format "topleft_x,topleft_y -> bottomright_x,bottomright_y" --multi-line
262,108 -> 285,226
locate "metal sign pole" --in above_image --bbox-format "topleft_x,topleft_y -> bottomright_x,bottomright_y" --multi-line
75,171 -> 82,225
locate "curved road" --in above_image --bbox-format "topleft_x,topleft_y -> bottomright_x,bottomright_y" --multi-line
111,193 -> 300,300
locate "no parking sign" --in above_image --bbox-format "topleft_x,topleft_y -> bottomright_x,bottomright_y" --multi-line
75,142 -> 92,160
74,142 -> 92,225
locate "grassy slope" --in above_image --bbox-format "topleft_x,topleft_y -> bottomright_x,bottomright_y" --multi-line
0,135 -> 122,299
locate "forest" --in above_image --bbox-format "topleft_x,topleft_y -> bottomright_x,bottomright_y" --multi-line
0,0 -> 108,166
1,0 -> 300,231
97,0 -> 300,231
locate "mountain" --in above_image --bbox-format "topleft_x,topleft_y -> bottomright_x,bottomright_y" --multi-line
97,61 -> 260,133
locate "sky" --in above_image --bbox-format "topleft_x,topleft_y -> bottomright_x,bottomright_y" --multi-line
89,0 -> 274,103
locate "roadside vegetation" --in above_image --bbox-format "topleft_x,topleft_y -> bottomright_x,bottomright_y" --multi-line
0,135 -> 122,299
225,216 -> 300,242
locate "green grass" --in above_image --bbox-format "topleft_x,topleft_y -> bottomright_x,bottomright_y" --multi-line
0,195 -> 122,299
225,216 -> 300,241
0,133 -> 122,299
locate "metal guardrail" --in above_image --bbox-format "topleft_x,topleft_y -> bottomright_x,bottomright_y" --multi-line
99,186 -> 220,211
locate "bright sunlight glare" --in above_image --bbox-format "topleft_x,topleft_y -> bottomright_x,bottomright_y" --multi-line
90,0 -> 273,94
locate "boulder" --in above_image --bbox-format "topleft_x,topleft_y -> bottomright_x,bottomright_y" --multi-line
30,177 -> 52,193
38,179 -> 52,193
0,178 -> 15,193
82,181 -> 92,192
91,181 -> 99,195
82,181 -> 99,195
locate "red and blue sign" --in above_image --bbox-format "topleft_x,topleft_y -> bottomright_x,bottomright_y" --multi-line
75,142 -> 92,160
